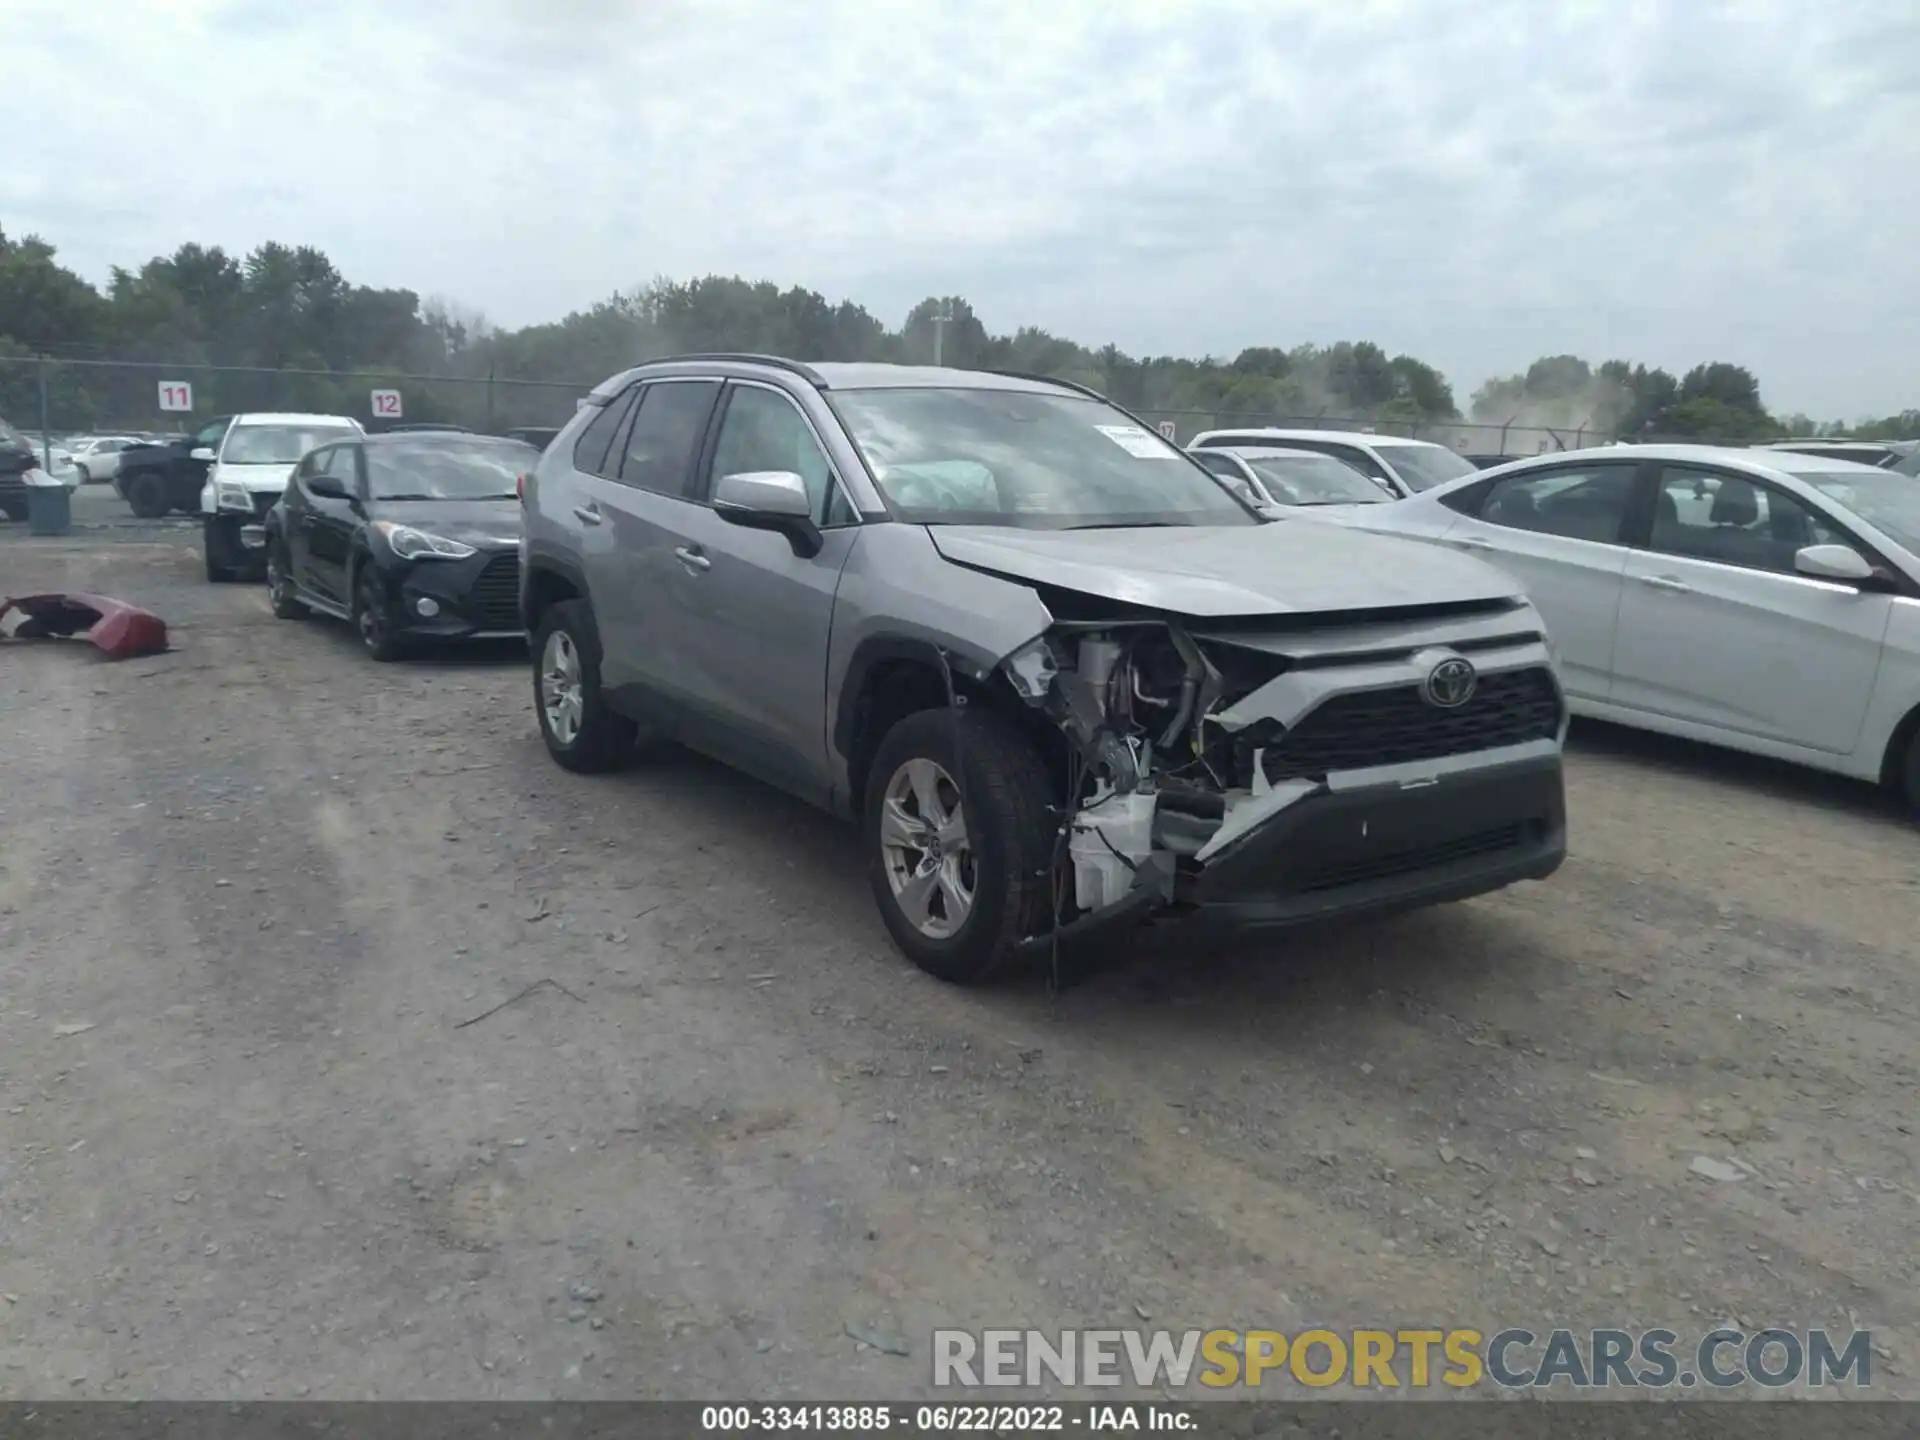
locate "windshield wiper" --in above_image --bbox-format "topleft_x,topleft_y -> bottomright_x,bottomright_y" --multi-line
1062,520 -> 1185,531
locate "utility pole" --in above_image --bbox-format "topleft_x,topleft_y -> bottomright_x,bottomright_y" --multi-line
931,302 -> 954,367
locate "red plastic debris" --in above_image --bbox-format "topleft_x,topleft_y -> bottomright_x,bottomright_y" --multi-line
0,592 -> 169,659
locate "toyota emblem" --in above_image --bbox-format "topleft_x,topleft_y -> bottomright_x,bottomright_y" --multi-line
1422,656 -> 1478,709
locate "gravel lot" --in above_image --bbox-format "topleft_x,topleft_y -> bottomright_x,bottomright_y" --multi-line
1,490 -> 1915,1401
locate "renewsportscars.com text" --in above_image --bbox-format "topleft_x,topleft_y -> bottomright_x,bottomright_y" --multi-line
932,1326 -> 1874,1391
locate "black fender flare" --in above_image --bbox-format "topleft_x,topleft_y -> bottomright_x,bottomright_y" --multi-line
831,634 -> 973,763
520,543 -> 592,631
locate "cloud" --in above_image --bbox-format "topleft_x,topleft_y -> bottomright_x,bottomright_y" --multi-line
5,0 -> 1917,417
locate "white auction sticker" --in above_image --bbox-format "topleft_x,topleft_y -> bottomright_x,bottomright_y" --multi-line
1095,424 -> 1177,459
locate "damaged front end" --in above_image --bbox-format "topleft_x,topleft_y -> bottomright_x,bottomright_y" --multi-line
994,596 -> 1568,946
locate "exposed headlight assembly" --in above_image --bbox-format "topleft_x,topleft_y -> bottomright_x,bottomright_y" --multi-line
215,480 -> 255,512
373,521 -> 475,560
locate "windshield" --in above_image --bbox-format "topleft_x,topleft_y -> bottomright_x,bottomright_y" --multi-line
224,424 -> 358,465
366,439 -> 536,500
1245,454 -> 1388,505
1381,443 -> 1479,491
1801,470 -> 1920,555
828,388 -> 1257,528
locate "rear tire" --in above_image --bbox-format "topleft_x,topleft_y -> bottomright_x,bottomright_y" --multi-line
864,706 -> 1059,985
532,600 -> 637,773
203,517 -> 240,583
266,540 -> 307,619
0,501 -> 25,524
126,473 -> 167,519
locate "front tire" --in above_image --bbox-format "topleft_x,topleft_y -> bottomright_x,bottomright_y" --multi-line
1900,729 -> 1920,823
126,473 -> 167,519
75,463 -> 92,485
864,707 -> 1059,984
266,540 -> 307,619
353,568 -> 404,662
532,600 -> 637,773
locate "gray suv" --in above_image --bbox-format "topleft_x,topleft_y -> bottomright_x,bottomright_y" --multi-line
520,356 -> 1568,982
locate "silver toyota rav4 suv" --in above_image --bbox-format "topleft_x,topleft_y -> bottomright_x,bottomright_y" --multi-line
520,356 -> 1568,983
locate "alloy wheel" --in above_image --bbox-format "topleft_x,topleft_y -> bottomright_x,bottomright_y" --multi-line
878,757 -> 975,938
541,629 -> 584,746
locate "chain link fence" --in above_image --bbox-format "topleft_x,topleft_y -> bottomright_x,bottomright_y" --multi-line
0,356 -> 589,451
6,354 -> 1654,461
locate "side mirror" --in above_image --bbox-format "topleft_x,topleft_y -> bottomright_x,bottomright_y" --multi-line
190,446 -> 216,462
712,471 -> 822,558
307,475 -> 352,500
1794,544 -> 1874,583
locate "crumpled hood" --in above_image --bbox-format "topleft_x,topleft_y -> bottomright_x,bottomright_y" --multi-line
927,520 -> 1521,616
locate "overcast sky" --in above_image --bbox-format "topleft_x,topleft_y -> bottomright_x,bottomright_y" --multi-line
6,0 -> 1917,418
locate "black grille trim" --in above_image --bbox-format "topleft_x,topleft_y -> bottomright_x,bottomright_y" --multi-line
1262,666 -> 1562,784
470,552 -> 522,630
1297,824 -> 1528,893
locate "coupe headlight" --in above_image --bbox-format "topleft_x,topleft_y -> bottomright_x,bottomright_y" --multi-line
215,480 -> 255,512
373,521 -> 475,560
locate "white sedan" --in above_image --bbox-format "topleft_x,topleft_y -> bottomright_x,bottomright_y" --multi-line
1186,444 -> 1394,512
68,435 -> 140,483
1322,444 -> 1920,814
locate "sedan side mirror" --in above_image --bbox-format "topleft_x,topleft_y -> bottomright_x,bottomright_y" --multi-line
1794,543 -> 1874,583
712,470 -> 822,558
190,446 -> 216,462
307,475 -> 352,501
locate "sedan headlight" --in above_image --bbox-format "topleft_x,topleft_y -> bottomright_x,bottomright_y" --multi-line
373,520 -> 476,560
215,480 -> 255,512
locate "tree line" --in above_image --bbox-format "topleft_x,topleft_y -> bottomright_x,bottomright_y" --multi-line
2,227 -> 1913,446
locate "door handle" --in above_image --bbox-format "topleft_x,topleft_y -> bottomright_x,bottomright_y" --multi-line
572,503 -> 602,526
1639,575 -> 1692,593
674,546 -> 711,572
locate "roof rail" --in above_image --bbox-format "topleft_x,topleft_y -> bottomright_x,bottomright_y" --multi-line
986,369 -> 1109,401
638,353 -> 829,388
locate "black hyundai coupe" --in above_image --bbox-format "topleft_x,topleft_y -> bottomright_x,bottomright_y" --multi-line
262,431 -> 539,660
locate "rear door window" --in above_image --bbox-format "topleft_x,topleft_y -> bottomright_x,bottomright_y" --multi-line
616,381 -> 722,498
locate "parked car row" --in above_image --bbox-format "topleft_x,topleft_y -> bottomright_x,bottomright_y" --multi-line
125,358 -> 1919,986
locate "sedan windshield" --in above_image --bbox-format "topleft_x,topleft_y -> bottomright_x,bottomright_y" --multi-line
224,424 -> 358,465
829,388 -> 1257,528
1382,443 -> 1480,492
1245,454 -> 1388,505
1801,470 -> 1920,555
366,439 -> 537,500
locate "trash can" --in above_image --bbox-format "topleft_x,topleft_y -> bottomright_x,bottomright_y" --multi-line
23,468 -> 72,536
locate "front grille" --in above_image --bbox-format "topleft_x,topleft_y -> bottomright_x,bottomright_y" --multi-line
470,552 -> 522,630
1297,824 -> 1527,893
1262,665 -> 1561,783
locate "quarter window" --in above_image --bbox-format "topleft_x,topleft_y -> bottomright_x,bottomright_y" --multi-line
617,381 -> 721,497
571,385 -> 637,478
1474,466 -> 1637,544
1648,468 -> 1850,576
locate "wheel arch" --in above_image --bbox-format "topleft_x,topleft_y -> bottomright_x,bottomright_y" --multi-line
522,549 -> 589,634
1877,697 -> 1920,795
835,635 -> 1067,815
